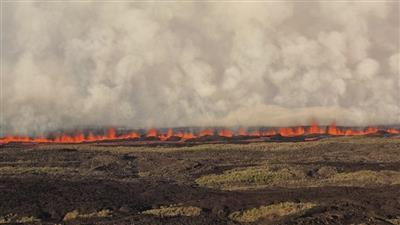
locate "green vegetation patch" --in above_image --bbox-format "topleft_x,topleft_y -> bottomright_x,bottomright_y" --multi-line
229,202 -> 316,222
142,206 -> 202,218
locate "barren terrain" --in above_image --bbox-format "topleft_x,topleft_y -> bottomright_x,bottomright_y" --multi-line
1,136 -> 400,225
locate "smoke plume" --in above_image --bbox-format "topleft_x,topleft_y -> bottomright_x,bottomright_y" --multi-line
1,1 -> 399,135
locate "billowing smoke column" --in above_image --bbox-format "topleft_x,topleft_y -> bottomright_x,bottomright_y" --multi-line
1,1 -> 399,136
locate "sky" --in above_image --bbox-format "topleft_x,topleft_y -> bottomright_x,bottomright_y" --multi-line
1,1 -> 399,135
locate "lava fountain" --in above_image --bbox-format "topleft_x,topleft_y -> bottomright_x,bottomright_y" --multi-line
1,121 -> 399,144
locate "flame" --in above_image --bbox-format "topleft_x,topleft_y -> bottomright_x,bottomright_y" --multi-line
365,127 -> 378,134
175,131 -> 183,138
278,128 -> 293,137
218,129 -> 233,137
32,137 -> 51,143
307,120 -> 324,134
248,129 -> 277,137
182,132 -> 196,140
296,127 -> 305,135
1,121 -> 398,145
278,126 -> 305,137
107,128 -> 116,139
327,122 -> 343,135
119,131 -> 140,139
158,129 -> 174,141
387,128 -> 400,134
146,128 -> 157,138
238,128 -> 247,136
262,130 -> 277,136
199,129 -> 213,137
167,128 -> 174,138
87,132 -> 95,142
248,130 -> 261,137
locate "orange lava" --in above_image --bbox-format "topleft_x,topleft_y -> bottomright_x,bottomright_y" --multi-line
146,128 -> 157,138
238,128 -> 247,136
1,121 -> 399,144
199,129 -> 213,137
279,126 -> 305,137
218,129 -> 233,138
387,128 -> 400,134
307,120 -> 325,134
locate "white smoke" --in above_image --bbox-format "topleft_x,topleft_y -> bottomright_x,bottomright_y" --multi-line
1,1 -> 399,135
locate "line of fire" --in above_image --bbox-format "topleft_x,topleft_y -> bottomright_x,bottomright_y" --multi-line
1,121 -> 399,144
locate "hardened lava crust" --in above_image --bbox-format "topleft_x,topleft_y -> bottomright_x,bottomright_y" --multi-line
1,135 -> 400,225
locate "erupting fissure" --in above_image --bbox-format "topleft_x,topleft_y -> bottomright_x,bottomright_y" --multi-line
1,121 -> 399,144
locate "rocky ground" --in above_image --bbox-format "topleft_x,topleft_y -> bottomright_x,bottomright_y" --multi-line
1,136 -> 400,225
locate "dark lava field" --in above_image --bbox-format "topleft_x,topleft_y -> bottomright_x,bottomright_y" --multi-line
1,136 -> 400,225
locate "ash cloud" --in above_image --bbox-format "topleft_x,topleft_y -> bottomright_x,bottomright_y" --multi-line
1,1 -> 399,135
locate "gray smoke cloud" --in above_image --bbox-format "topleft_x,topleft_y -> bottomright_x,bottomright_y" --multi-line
1,1 -> 399,136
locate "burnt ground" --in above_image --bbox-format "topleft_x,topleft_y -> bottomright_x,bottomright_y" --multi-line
1,136 -> 400,224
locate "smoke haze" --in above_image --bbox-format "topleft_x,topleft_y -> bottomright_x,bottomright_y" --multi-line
1,1 -> 399,135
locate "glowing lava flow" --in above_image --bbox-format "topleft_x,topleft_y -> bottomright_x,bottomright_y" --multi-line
218,129 -> 233,138
0,121 -> 399,144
